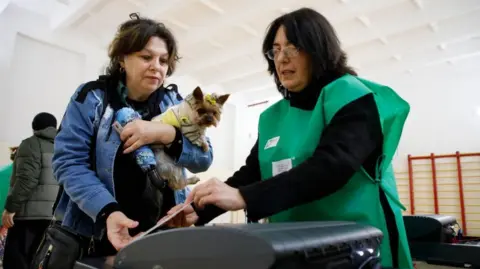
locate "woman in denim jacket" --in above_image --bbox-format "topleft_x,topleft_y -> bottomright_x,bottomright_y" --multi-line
50,14 -> 212,256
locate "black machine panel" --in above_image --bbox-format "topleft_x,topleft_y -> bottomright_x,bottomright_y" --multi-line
403,214 -> 458,243
404,214 -> 480,268
76,221 -> 383,269
219,221 -> 383,269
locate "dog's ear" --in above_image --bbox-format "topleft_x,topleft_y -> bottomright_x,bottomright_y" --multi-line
216,94 -> 230,105
193,87 -> 204,101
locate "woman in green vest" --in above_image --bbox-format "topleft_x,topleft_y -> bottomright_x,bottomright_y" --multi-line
166,7 -> 413,269
0,147 -> 16,260
0,147 -> 17,226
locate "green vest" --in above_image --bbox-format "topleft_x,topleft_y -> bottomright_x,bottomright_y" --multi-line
0,163 -> 13,226
258,74 -> 413,268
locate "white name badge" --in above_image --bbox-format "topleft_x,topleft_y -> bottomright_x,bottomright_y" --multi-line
264,136 -> 280,150
272,158 -> 293,176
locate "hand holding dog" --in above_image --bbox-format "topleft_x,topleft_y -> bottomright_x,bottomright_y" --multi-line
120,120 -> 176,154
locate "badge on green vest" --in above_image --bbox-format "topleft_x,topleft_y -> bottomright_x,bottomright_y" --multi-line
272,158 -> 293,176
264,136 -> 280,149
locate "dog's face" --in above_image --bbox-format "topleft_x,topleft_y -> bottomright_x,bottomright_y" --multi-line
190,87 -> 229,127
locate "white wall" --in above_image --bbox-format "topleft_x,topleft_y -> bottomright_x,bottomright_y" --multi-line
0,142 -> 12,166
382,57 -> 480,171
6,34 -> 87,141
233,101 -> 270,170
0,4 -> 107,148
0,0 -> 9,14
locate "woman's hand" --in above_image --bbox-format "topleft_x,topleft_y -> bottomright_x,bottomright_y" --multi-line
1,210 -> 15,228
187,178 -> 246,211
120,120 -> 176,154
106,211 -> 139,250
165,203 -> 199,227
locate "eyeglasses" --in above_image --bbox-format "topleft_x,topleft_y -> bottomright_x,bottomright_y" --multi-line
265,47 -> 299,60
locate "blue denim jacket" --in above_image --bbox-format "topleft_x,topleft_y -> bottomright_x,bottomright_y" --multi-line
52,83 -> 213,238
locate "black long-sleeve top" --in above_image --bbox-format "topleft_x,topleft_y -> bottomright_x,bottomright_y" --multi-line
194,77 -> 384,224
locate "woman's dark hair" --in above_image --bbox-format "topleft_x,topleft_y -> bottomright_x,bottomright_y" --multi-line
262,7 -> 356,95
106,13 -> 180,78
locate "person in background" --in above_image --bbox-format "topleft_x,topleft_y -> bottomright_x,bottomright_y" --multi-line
167,7 -> 413,269
2,112 -> 59,269
32,13 -> 213,268
0,147 -> 17,226
0,147 -> 17,264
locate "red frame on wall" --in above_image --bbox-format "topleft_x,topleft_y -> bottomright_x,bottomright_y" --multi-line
407,151 -> 480,235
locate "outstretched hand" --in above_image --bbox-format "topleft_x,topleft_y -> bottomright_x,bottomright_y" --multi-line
106,211 -> 139,250
187,178 -> 246,211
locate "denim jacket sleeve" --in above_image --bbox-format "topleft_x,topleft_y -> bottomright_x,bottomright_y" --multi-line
169,91 -> 213,173
176,135 -> 213,173
52,85 -> 116,221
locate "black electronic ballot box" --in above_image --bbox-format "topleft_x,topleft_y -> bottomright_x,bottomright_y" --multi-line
405,214 -> 480,268
75,221 -> 383,269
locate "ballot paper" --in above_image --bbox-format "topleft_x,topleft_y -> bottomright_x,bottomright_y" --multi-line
133,202 -> 193,242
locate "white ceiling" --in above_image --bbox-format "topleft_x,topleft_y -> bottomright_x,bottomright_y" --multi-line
11,0 -> 480,101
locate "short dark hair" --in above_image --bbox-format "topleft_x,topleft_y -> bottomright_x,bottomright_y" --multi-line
32,112 -> 57,131
106,13 -> 180,78
262,7 -> 356,95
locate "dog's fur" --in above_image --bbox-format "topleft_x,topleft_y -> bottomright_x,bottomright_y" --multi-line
151,87 -> 229,190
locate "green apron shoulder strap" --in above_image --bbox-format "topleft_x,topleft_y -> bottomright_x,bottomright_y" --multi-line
259,99 -> 289,123
356,77 -> 410,168
323,75 -> 409,211
354,78 -> 410,211
322,75 -> 372,124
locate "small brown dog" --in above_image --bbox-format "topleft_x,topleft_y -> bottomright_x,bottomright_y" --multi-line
153,87 -> 229,151
151,87 -> 229,190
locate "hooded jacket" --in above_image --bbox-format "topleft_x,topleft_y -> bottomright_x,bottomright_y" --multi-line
5,127 -> 59,220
